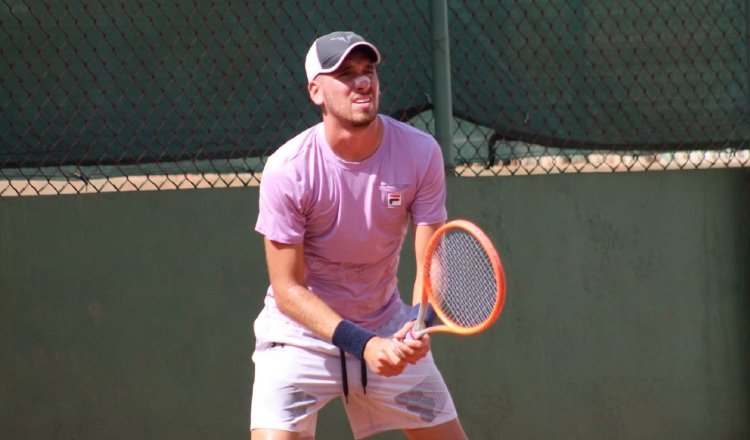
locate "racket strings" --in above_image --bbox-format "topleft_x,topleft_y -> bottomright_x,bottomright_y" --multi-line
430,230 -> 498,328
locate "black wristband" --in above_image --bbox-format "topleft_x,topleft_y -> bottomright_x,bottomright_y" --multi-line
332,320 -> 376,360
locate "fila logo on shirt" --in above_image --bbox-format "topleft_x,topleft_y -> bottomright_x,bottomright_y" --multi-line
387,193 -> 402,207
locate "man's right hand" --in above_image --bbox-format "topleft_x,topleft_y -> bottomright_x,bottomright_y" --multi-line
362,336 -> 411,376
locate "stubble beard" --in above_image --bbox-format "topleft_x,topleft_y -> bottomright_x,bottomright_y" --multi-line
324,92 -> 379,128
350,110 -> 378,128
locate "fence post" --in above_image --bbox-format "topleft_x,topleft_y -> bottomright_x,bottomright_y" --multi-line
431,0 -> 454,169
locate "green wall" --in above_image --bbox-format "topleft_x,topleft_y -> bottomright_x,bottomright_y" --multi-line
1,169 -> 748,439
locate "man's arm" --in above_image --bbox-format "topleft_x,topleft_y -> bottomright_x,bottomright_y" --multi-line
263,237 -> 411,376
411,222 -> 444,305
264,237 -> 340,339
386,222 -> 444,364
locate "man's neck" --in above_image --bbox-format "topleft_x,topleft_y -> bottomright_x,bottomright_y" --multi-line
323,116 -> 383,162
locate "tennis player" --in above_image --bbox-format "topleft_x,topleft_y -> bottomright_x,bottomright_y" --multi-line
250,31 -> 467,440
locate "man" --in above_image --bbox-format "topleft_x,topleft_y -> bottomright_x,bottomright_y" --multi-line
251,31 -> 467,440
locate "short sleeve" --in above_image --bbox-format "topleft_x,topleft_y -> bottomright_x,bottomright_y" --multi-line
410,140 -> 448,225
255,160 -> 306,244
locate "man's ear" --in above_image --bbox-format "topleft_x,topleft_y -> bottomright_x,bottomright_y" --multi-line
308,80 -> 324,106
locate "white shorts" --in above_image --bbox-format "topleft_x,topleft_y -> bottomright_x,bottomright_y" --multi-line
249,304 -> 458,439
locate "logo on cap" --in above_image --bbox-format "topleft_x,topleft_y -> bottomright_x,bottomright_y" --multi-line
331,34 -> 356,44
305,31 -> 381,83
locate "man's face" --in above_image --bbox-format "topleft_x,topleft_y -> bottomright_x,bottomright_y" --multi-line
311,50 -> 380,128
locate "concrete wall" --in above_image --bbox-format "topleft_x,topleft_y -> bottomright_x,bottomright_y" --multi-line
1,169 -> 748,439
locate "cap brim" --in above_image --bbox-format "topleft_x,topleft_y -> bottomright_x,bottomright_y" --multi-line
315,42 -> 381,77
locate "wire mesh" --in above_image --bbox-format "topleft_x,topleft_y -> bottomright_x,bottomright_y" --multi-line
1,0 -> 747,196
430,228 -> 498,329
447,0 -> 750,176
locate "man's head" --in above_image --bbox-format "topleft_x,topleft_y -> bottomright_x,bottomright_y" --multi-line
306,31 -> 381,128
305,31 -> 381,83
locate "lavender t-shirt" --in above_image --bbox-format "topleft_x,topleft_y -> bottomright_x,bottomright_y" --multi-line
255,115 -> 446,343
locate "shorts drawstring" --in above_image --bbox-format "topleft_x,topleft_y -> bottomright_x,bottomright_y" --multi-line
339,349 -> 349,402
339,349 -> 367,403
361,357 -> 367,394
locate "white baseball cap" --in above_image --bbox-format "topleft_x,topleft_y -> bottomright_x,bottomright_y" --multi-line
305,31 -> 381,83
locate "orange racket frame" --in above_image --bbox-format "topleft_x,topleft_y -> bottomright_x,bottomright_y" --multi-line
413,219 -> 506,336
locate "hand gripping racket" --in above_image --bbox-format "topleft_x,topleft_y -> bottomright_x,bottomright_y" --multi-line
410,219 -> 506,338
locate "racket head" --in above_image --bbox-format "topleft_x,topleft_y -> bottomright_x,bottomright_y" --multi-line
421,219 -> 506,335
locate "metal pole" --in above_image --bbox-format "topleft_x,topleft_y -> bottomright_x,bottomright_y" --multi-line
431,0 -> 454,169
746,0 -> 750,128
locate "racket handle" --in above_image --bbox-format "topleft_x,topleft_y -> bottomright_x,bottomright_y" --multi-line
407,313 -> 427,340
405,303 -> 436,340
407,326 -> 427,340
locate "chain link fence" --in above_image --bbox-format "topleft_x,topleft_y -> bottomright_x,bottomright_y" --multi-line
1,1 -> 748,196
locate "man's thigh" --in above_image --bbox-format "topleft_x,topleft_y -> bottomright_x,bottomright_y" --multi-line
344,351 -> 459,439
250,343 -> 340,437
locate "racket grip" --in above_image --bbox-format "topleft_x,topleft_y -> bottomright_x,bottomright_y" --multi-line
407,325 -> 427,340
407,303 -> 437,326
407,307 -> 428,340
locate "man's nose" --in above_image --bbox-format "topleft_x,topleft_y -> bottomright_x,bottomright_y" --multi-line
354,75 -> 371,90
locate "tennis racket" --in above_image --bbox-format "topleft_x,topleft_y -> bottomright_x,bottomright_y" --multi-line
410,219 -> 506,338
